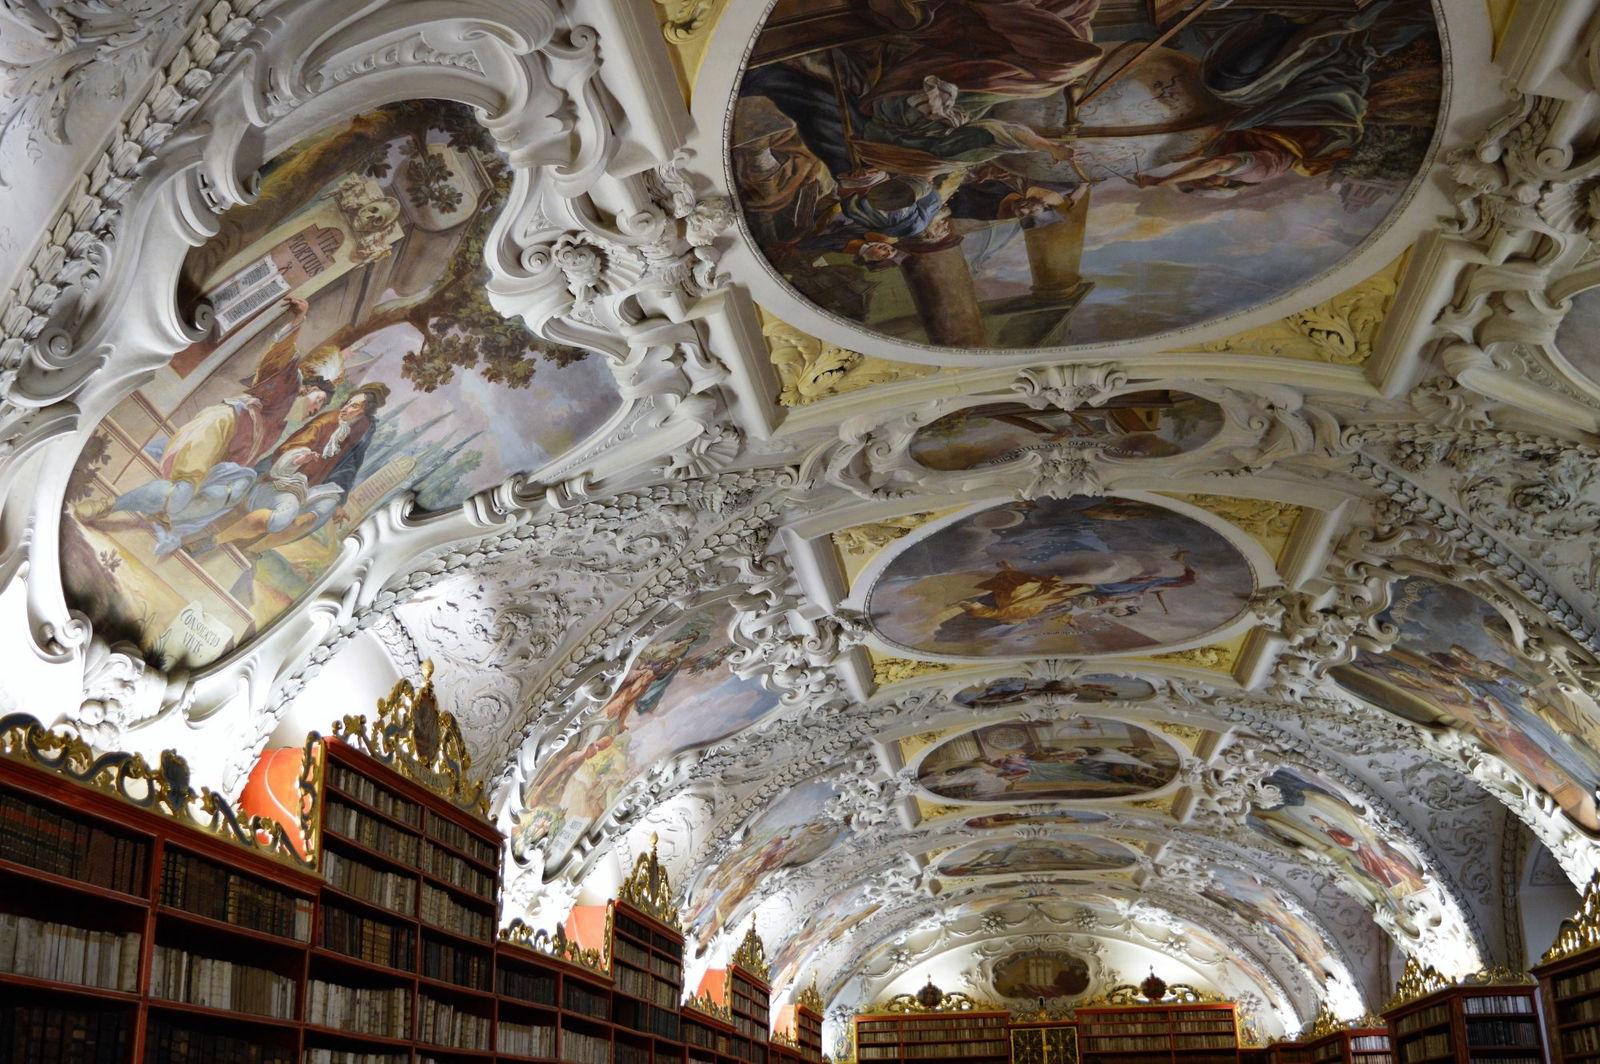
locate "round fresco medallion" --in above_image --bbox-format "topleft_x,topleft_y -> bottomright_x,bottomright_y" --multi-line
910,393 -> 1223,471
730,1 -> 1444,351
993,949 -> 1092,1001
935,836 -> 1136,877
866,496 -> 1254,658
918,717 -> 1181,802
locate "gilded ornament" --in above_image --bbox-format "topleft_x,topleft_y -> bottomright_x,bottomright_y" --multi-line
1148,644 -> 1236,673
1166,495 -> 1303,555
500,917 -> 612,976
619,835 -> 683,931
686,989 -> 734,1021
873,656 -> 957,687
1197,252 -> 1408,365
1383,956 -> 1452,1011
733,924 -> 771,982
765,313 -> 933,406
772,1030 -> 801,1049
1543,871 -> 1600,962
332,661 -> 489,814
797,977 -> 826,1013
864,991 -> 1002,1014
1304,1004 -> 1343,1041
0,712 -> 313,868
1153,721 -> 1206,748
1461,966 -> 1535,986
833,512 -> 942,569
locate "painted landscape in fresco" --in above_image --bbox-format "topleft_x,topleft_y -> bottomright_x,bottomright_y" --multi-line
1200,866 -> 1337,983
61,100 -> 621,668
868,497 -> 1254,658
1249,766 -> 1428,905
687,779 -> 847,943
1332,577 -> 1600,832
918,718 -> 1180,802
964,810 -> 1110,830
911,393 -> 1223,471
934,836 -> 1135,877
732,0 -> 1443,349
517,602 -> 782,860
993,949 -> 1092,1001
954,673 -> 1156,708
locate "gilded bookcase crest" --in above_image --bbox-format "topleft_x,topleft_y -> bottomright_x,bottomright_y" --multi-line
332,661 -> 488,814
867,991 -> 1002,1014
797,977 -> 825,1013
1383,957 -> 1452,1011
1544,871 -> 1600,962
500,917 -> 612,976
732,923 -> 771,982
0,713 -> 314,867
619,835 -> 683,931
1304,1004 -> 1344,1041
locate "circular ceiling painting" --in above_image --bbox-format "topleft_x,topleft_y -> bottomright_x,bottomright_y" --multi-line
731,0 -> 1444,351
866,496 -> 1254,658
993,949 -> 1092,1001
935,836 -> 1137,877
918,718 -> 1181,801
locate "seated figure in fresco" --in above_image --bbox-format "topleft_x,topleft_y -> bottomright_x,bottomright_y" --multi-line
77,297 -> 339,554
1131,0 -> 1436,194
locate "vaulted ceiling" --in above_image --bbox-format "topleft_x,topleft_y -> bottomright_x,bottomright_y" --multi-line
2,0 -> 1599,1051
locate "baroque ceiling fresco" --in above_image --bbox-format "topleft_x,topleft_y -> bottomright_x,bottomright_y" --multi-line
1,0 -> 1598,1054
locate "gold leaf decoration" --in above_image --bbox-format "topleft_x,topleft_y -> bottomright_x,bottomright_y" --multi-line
1382,956 -> 1452,1011
1304,1004 -> 1343,1041
333,661 -> 488,814
686,990 -> 734,1021
797,977 -> 825,1013
732,924 -> 771,982
1152,721 -> 1206,748
867,991 -> 1004,1014
0,711 -> 314,868
650,0 -> 731,98
764,312 -> 933,406
501,918 -> 611,976
619,835 -> 683,930
1543,871 -> 1600,962
873,655 -> 958,687
1149,644 -> 1236,672
1164,494 -> 1303,562
1198,251 -> 1408,365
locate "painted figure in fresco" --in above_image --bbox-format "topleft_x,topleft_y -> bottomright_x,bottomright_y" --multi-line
1255,769 -> 1427,902
935,551 -> 1196,641
76,297 -> 340,554
199,382 -> 390,556
1306,813 -> 1426,895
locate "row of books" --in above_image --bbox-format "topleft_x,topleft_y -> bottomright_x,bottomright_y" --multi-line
321,904 -> 416,971
1464,1019 -> 1539,1047
1352,1037 -> 1394,1052
150,944 -> 296,1019
1561,993 -> 1600,1025
1092,1036 -> 1192,1052
426,842 -> 495,901
325,800 -> 421,865
329,763 -> 420,827
324,849 -> 416,916
567,982 -> 612,1020
306,979 -> 411,1037
424,809 -> 496,867
1,1002 -> 132,1064
686,1018 -> 752,1055
1557,968 -> 1600,999
0,913 -> 140,991
736,1015 -> 768,1041
1463,995 -> 1536,1016
615,997 -> 681,1039
418,993 -> 490,1050
614,936 -> 681,981
858,1042 -> 1009,1059
302,1051 -> 407,1064
1175,1037 -> 1239,1049
143,1017 -> 293,1064
614,913 -> 657,943
1394,1005 -> 1451,1037
421,881 -> 492,940
1399,1033 -> 1450,1063
499,964 -> 558,1005
618,1040 -> 650,1064
1567,1025 -> 1600,1056
500,1019 -> 558,1056
563,1027 -> 614,1064
0,789 -> 147,896
887,1016 -> 1007,1029
616,962 -> 680,1007
161,848 -> 312,941
422,936 -> 490,990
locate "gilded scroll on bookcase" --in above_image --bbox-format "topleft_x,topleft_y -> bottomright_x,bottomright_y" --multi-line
732,923 -> 771,982
619,834 -> 683,930
1544,871 -> 1600,962
331,660 -> 488,814
0,712 -> 315,867
500,917 -> 612,976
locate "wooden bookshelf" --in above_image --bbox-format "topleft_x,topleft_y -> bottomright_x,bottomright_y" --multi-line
795,1000 -> 823,1064
610,898 -> 686,1064
853,1009 -> 1011,1063
1241,1047 -> 1271,1064
1010,1019 -> 1080,1064
1270,1043 -> 1312,1064
1384,983 -> 1548,1064
1532,886 -> 1600,1064
1307,1028 -> 1393,1064
1077,1002 -> 1240,1064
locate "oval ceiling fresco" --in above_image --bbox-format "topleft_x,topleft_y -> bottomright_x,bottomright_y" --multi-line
910,393 -> 1223,471
934,836 -> 1138,877
1331,576 -> 1600,832
60,99 -> 621,668
1554,287 -> 1600,391
730,0 -> 1444,350
954,674 -> 1157,708
992,949 -> 1092,1001
918,718 -> 1181,802
867,496 -> 1254,658
1199,866 -> 1339,984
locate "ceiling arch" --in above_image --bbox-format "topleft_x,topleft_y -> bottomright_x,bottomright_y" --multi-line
0,0 -> 1596,1055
